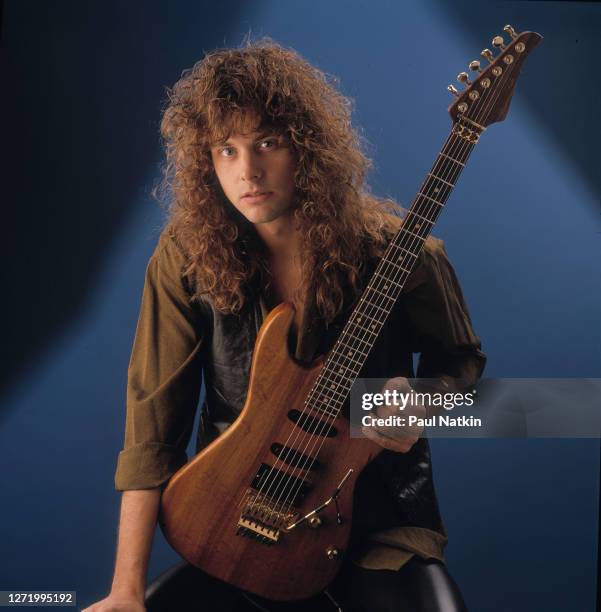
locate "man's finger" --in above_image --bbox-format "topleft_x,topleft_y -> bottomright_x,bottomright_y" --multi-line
362,423 -> 418,453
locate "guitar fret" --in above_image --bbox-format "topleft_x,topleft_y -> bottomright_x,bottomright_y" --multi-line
349,322 -> 378,338
341,335 -> 372,354
310,393 -> 344,414
352,309 -> 383,327
427,173 -> 454,188
407,211 -> 434,225
432,164 -> 461,186
309,402 -> 338,419
328,359 -> 353,374
317,374 -> 359,403
338,333 -> 371,354
308,389 -> 349,412
319,369 -> 354,391
382,258 -> 412,275
400,227 -> 425,242
309,394 -> 342,411
328,357 -> 361,377
423,183 -> 451,202
329,348 -> 364,370
350,323 -> 380,340
388,242 -> 418,259
314,410 -> 338,419
439,153 -> 465,167
368,286 -> 397,301
337,338 -> 369,359
314,379 -> 348,403
366,286 -> 396,301
315,392 -> 344,417
417,193 -> 444,207
357,300 -> 389,316
372,274 -> 404,290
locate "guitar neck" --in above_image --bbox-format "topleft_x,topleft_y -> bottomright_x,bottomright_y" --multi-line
307,121 -> 482,418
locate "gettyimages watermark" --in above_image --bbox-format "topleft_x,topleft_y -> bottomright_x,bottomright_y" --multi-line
350,378 -> 601,438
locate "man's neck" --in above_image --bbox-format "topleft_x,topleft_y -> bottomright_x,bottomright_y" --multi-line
255,213 -> 301,263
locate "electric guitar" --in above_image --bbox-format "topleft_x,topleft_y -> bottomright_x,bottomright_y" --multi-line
159,25 -> 542,601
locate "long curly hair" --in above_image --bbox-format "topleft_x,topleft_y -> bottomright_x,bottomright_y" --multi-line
158,38 -> 401,323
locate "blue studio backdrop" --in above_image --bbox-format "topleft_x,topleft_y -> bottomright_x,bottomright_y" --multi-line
0,1 -> 599,611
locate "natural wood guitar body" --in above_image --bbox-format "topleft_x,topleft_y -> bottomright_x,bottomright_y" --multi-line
159,303 -> 381,601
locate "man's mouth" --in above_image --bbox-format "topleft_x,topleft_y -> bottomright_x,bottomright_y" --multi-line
241,191 -> 273,202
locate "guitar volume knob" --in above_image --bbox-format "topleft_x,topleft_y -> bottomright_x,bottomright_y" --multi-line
326,546 -> 340,560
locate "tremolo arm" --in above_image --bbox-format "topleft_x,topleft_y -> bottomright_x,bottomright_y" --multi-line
286,469 -> 353,531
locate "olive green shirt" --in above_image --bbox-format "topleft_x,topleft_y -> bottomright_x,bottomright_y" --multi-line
115,220 -> 485,571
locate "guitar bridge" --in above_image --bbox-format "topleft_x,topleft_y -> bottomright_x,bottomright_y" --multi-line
237,516 -> 280,544
236,490 -> 297,545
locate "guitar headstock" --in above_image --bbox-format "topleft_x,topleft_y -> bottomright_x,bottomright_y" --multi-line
448,25 -> 542,128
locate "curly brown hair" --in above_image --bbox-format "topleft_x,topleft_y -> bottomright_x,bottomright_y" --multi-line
158,38 -> 401,323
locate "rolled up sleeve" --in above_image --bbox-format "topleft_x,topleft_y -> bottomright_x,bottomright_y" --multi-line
403,237 -> 486,390
114,231 -> 204,490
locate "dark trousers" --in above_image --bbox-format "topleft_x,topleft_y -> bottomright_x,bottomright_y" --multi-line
145,555 -> 469,612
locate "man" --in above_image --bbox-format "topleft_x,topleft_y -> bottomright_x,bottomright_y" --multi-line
84,39 -> 485,611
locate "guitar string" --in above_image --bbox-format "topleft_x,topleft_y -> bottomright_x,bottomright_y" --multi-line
257,67 -> 503,519
269,54 -> 522,517
250,67 -> 502,525
251,125 -> 477,524
254,131 -> 474,526
262,132 -> 477,520
284,54 -> 520,493
253,82 -> 496,526
263,56 -> 521,523
248,50 -> 520,525
254,133 -> 473,525
247,100 -> 482,518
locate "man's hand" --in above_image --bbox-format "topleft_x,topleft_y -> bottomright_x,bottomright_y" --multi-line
81,592 -> 145,612
361,376 -> 425,453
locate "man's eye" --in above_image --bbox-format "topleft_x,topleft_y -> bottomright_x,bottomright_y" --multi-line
259,138 -> 278,149
220,146 -> 235,157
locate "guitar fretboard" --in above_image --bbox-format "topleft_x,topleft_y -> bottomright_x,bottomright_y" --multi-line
306,124 -> 480,418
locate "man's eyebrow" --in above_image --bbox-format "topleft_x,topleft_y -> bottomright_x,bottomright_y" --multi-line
210,130 -> 280,147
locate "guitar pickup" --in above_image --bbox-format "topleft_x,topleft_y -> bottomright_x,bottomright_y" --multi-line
251,463 -> 311,506
270,443 -> 320,471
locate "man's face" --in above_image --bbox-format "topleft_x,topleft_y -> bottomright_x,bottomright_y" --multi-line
210,120 -> 297,226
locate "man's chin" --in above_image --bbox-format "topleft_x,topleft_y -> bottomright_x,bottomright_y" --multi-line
246,209 -> 289,225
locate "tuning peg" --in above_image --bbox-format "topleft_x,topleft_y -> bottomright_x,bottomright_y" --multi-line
481,48 -> 494,63
468,60 -> 482,73
457,72 -> 472,86
447,84 -> 460,97
504,24 -> 519,40
492,36 -> 506,50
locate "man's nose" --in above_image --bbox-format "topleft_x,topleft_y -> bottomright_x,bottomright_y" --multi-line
239,150 -> 263,182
